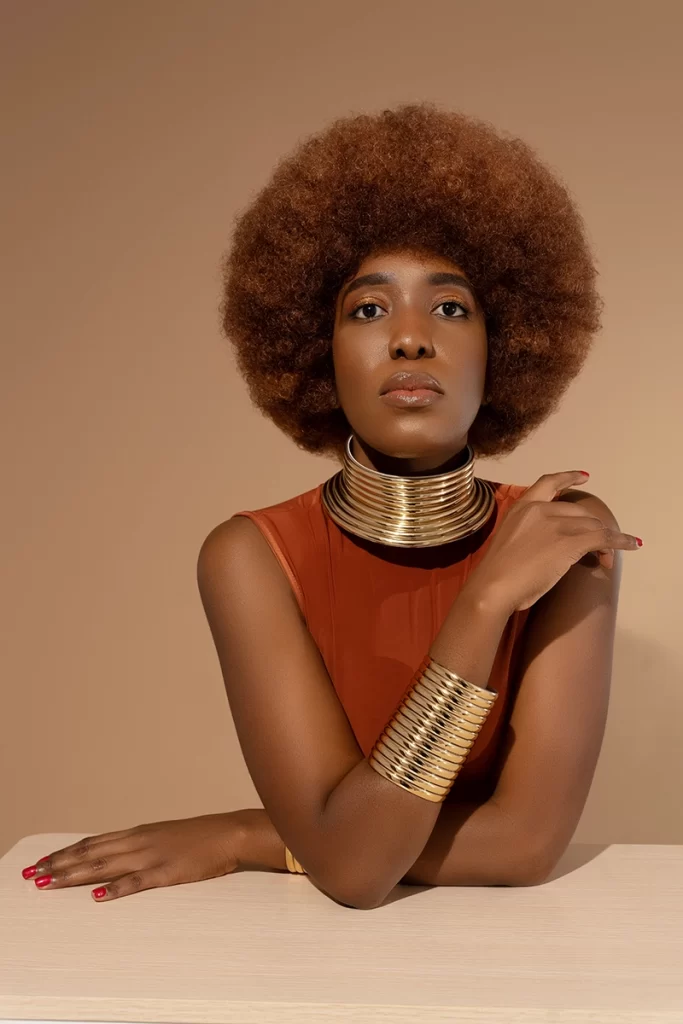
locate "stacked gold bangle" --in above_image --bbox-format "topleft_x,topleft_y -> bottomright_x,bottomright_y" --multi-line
284,846 -> 306,874
368,656 -> 498,802
321,435 -> 496,548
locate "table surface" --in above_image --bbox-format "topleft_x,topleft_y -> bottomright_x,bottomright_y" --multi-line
1,834 -> 682,1024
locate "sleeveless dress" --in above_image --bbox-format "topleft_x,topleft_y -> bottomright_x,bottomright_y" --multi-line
235,478 -> 532,804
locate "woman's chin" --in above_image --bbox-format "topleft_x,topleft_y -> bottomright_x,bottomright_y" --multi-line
352,427 -> 468,470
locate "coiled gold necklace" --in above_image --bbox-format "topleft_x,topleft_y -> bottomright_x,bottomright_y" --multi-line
321,434 -> 496,547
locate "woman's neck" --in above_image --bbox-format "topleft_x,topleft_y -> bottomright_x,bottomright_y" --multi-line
350,435 -> 471,476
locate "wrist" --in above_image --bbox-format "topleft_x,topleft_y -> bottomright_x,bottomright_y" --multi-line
231,808 -> 287,872
428,576 -> 514,692
459,576 -> 515,621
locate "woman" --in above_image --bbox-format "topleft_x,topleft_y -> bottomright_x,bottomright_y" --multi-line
22,102 -> 641,910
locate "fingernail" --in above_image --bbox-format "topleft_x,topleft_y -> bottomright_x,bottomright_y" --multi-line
92,887 -> 107,899
579,471 -> 590,477
22,865 -> 37,879
37,857 -> 50,865
635,537 -> 643,547
35,875 -> 53,888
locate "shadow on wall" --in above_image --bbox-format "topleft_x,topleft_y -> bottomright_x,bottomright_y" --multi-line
576,625 -> 683,845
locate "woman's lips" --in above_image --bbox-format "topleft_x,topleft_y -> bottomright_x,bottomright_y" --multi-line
378,370 -> 444,406
380,388 -> 443,408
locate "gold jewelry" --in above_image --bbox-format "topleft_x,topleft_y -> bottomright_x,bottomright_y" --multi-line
284,845 -> 306,874
368,656 -> 498,802
321,434 -> 495,547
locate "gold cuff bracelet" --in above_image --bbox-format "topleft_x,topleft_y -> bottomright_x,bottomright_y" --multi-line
368,656 -> 498,802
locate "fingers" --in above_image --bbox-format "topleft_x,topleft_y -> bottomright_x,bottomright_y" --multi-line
584,527 -> 641,557
557,513 -> 641,554
30,828 -> 139,873
23,831 -> 144,886
579,544 -> 616,571
570,524 -> 639,571
90,869 -> 165,902
31,850 -> 145,891
21,828 -> 171,902
520,470 -> 590,504
546,510 -> 640,568
519,473 -> 642,572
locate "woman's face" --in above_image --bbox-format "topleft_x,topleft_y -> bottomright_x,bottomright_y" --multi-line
332,247 -> 487,472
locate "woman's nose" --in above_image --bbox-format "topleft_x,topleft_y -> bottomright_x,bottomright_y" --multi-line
388,319 -> 435,360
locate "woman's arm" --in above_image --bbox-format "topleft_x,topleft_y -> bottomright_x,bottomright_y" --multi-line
232,798 -> 532,884
482,492 -> 621,869
405,491 -> 623,886
232,494 -> 620,891
196,515 -> 532,910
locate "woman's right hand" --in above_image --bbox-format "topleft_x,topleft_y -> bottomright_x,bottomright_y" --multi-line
21,812 -> 252,902
468,471 -> 641,613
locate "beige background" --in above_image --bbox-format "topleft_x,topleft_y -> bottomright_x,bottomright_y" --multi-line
1,0 -> 681,858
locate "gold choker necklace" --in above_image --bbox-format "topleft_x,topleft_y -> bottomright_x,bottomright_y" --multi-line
321,435 -> 496,547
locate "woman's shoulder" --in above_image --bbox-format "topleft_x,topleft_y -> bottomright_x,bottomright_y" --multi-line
199,482 -> 327,560
232,481 -> 326,528
197,483 -> 329,615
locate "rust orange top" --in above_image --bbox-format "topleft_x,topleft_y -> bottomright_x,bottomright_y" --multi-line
235,478 -> 532,803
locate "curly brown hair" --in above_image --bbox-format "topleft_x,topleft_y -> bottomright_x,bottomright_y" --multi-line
219,101 -> 602,459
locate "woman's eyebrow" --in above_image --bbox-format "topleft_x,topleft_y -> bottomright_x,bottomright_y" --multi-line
341,271 -> 475,304
428,272 -> 475,296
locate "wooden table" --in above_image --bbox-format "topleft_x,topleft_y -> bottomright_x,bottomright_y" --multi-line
1,834 -> 682,1023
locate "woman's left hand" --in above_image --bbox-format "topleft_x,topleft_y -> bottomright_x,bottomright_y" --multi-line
21,812 -> 250,901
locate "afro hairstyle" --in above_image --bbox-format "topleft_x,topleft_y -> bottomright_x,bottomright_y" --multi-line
219,101 -> 602,459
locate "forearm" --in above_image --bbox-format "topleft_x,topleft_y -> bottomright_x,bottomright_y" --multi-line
312,583 -> 512,906
238,583 -> 514,905
400,795 -> 537,886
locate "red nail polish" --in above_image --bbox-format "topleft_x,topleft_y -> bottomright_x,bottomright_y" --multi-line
22,865 -> 38,879
635,537 -> 643,547
35,875 -> 53,888
37,857 -> 50,865
579,471 -> 590,477
92,887 -> 107,899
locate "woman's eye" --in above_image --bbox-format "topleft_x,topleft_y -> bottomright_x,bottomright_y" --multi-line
350,302 -> 383,320
350,300 -> 469,321
436,300 -> 469,318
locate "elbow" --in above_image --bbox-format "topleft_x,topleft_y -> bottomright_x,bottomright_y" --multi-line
314,864 -> 394,911
504,835 -> 560,887
506,861 -> 553,887
305,829 -> 400,910
335,885 -> 390,911
333,890 -> 386,911
328,875 -> 392,911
